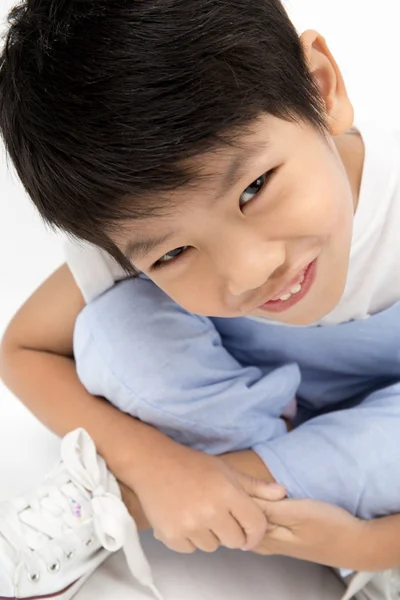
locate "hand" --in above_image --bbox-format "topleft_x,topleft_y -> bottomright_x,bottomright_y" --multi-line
129,445 -> 286,554
252,497 -> 367,570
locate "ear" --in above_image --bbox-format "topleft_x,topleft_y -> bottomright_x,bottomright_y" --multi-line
300,30 -> 354,136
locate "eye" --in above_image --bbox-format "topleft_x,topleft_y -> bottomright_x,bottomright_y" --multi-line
239,170 -> 275,207
153,246 -> 188,268
150,169 -> 276,270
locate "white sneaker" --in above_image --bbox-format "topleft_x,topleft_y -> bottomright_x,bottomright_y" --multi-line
0,429 -> 162,600
340,569 -> 400,600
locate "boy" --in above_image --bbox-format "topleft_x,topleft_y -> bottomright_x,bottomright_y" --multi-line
1,1 -> 400,599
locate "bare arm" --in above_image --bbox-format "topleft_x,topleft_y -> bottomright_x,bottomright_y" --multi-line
0,264 -> 272,482
0,265 -> 198,486
360,515 -> 400,570
0,265 -> 276,550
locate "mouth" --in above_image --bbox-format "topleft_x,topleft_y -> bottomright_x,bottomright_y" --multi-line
256,259 -> 318,314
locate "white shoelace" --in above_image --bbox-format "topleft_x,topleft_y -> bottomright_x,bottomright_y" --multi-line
0,429 -> 162,599
341,572 -> 376,600
340,570 -> 400,600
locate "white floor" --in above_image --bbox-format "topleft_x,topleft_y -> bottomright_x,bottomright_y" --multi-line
1,0 -> 399,597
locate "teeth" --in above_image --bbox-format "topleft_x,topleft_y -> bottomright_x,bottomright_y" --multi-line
290,284 -> 302,294
275,269 -> 307,302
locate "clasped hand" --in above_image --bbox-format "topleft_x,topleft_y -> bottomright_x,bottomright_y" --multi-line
252,495 -> 366,570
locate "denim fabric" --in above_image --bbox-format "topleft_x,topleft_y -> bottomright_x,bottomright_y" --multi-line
74,276 -> 400,520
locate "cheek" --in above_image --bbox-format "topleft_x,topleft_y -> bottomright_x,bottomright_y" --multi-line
285,160 -> 352,238
154,273 -> 221,315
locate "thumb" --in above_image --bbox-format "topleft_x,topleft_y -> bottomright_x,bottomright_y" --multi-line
253,497 -> 297,528
237,473 -> 286,500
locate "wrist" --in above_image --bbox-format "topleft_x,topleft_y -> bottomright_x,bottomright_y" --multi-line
356,519 -> 379,571
343,518 -> 381,572
342,517 -> 371,571
220,450 -> 276,483
93,405 -> 176,487
353,516 -> 400,572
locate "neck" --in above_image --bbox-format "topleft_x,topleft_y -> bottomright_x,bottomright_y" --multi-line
334,128 -> 365,214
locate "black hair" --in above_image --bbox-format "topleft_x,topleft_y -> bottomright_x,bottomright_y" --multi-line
0,0 -> 327,272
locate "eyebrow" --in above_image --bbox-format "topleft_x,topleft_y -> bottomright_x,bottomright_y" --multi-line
124,232 -> 175,263
211,138 -> 270,200
124,137 -> 270,263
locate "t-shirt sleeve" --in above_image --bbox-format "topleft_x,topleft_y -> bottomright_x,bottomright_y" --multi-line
63,238 -> 127,303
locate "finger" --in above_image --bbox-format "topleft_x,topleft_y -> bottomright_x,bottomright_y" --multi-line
252,541 -> 277,556
237,473 -> 287,501
154,532 -> 196,553
230,496 -> 268,550
211,514 -> 246,549
188,529 -> 220,553
252,497 -> 293,527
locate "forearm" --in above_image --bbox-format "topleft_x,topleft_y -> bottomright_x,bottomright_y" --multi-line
1,344 -> 276,536
357,515 -> 400,571
0,346 -> 186,487
0,332 -> 279,484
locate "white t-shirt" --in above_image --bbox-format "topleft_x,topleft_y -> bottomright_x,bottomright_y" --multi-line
65,117 -> 400,326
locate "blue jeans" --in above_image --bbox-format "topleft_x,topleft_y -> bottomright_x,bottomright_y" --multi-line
74,276 -> 400,520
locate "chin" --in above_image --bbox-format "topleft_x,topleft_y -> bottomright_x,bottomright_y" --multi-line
293,293 -> 344,325
282,311 -> 324,326
257,291 -> 342,326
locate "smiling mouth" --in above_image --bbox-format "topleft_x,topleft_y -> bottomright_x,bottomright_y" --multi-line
257,259 -> 318,313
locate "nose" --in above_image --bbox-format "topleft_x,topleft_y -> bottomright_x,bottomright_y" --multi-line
210,222 -> 286,297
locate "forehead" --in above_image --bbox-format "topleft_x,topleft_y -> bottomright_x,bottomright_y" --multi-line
180,114 -> 277,192
185,112 -> 312,185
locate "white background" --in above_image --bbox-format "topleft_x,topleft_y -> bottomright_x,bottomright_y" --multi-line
0,1 -> 399,598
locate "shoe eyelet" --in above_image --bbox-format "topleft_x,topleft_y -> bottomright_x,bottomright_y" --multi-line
28,572 -> 40,583
47,561 -> 60,573
66,551 -> 75,560
86,538 -> 93,546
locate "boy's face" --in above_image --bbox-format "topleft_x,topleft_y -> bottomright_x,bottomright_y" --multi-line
114,31 -> 362,325
118,114 -> 359,325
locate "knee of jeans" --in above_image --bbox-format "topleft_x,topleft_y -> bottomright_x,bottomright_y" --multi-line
72,281 -> 151,410
73,276 -> 212,396
74,277 -> 170,346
